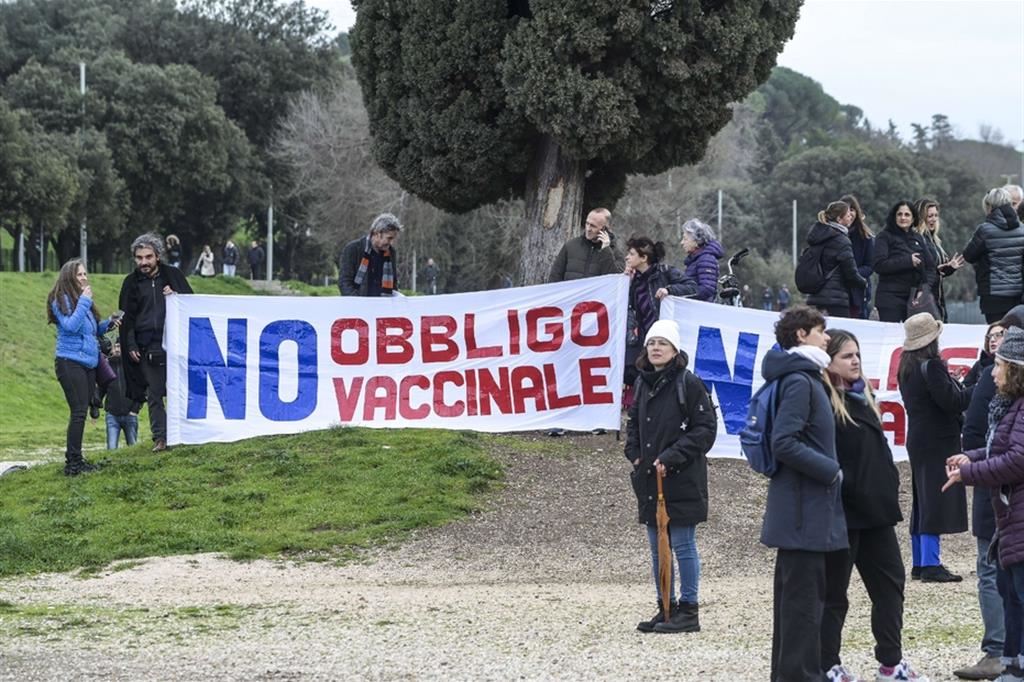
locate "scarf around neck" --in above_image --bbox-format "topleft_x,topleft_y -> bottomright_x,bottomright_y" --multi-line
353,235 -> 394,292
787,344 -> 831,369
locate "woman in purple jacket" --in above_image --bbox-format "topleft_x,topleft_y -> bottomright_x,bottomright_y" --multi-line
680,219 -> 723,302
945,326 -> 1024,681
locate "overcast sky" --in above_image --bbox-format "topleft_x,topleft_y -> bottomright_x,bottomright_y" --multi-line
309,0 -> 1024,150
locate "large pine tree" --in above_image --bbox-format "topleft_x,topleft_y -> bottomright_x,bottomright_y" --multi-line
352,0 -> 801,283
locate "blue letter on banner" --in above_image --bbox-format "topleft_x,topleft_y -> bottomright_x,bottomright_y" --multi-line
693,326 -> 759,434
187,318 -> 248,419
259,321 -> 318,421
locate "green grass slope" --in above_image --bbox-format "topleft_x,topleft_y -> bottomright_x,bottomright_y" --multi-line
0,428 -> 500,577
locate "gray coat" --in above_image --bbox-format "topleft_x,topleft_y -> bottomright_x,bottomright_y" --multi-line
759,349 -> 848,552
548,233 -> 622,282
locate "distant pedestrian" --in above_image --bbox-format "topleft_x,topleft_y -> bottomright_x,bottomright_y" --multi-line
777,284 -> 791,310
165,234 -> 182,269
762,286 -> 774,311
196,244 -> 215,278
679,219 -> 722,302
248,241 -> 265,280
962,187 -> 1024,323
339,213 -> 402,296
423,257 -> 440,295
47,258 -> 121,475
840,194 -> 874,319
222,240 -> 239,277
872,201 -> 932,323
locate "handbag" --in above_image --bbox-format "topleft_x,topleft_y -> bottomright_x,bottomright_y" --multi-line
906,286 -> 941,320
96,353 -> 116,388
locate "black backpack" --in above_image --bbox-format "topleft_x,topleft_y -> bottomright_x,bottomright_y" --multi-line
794,242 -> 837,295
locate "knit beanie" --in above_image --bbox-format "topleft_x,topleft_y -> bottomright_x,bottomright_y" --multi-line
995,327 -> 1024,366
644,319 -> 682,352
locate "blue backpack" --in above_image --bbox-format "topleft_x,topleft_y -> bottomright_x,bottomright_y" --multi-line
739,380 -> 781,477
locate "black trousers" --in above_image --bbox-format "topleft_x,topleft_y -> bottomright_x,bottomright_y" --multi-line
771,548 -> 846,682
821,526 -> 906,669
55,357 -> 95,462
876,305 -> 906,323
139,350 -> 167,441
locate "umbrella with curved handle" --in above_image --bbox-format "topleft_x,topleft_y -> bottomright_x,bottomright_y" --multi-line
656,469 -> 672,618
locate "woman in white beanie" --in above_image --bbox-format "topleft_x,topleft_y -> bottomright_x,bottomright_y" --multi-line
625,319 -> 717,634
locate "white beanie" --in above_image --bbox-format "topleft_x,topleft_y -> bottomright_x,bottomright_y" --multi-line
644,319 -> 681,352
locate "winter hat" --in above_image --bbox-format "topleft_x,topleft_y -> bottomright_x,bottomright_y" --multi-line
903,312 -> 944,351
999,304 -> 1024,331
644,319 -> 682,352
996,327 -> 1024,366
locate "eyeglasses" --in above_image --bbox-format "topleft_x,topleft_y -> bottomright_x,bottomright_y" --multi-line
987,330 -> 1005,340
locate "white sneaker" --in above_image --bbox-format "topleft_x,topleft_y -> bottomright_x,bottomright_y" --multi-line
827,664 -> 861,682
876,659 -> 929,682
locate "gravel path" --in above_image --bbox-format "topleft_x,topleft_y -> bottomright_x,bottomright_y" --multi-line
0,433 -> 986,680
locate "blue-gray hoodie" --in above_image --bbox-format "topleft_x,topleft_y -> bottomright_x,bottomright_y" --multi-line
759,348 -> 848,552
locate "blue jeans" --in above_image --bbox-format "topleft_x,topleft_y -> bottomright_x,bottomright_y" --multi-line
978,537 -> 1005,656
645,523 -> 700,604
105,413 -> 138,449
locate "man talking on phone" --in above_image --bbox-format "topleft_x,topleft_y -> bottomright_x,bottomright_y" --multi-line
118,233 -> 193,452
547,208 -> 622,436
548,208 -> 622,282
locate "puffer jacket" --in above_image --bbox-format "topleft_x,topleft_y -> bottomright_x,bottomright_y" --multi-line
872,224 -> 934,312
625,363 -> 717,526
683,240 -> 723,302
959,397 -> 1024,567
52,294 -> 111,368
804,221 -> 867,310
629,263 -> 698,332
963,205 -> 1024,311
548,232 -> 622,282
759,349 -> 848,552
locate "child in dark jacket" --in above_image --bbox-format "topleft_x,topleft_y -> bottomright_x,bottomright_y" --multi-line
99,342 -> 142,449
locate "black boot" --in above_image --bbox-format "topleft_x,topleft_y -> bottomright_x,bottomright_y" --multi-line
654,601 -> 699,633
636,601 -> 676,633
64,454 -> 98,476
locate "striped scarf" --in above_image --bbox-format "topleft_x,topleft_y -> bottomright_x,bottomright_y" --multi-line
353,236 -> 394,293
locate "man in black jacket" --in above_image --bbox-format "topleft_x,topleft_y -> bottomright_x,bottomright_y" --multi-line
548,208 -> 622,282
338,213 -> 402,296
118,233 -> 193,452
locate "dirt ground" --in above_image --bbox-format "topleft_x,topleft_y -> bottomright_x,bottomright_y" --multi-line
0,433 -> 987,681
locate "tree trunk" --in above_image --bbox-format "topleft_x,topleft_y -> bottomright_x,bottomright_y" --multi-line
519,135 -> 586,285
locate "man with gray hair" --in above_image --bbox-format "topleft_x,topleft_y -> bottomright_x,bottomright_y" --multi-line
118,232 -> 193,452
1003,184 -> 1023,210
338,213 -> 402,296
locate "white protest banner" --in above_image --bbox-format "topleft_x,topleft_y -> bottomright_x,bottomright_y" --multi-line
661,298 -> 985,462
165,275 -> 628,445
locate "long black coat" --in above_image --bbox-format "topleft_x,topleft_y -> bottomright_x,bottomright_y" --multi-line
625,365 -> 717,526
872,225 -> 933,313
804,222 -> 867,311
834,392 -> 902,529
898,357 -> 972,535
963,366 -> 997,540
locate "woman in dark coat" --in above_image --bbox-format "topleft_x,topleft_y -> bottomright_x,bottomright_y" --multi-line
841,195 -> 874,319
623,236 -> 696,387
626,319 -> 717,634
946,326 -> 1024,681
820,329 -> 925,682
805,200 -> 867,318
964,322 -> 1003,389
915,198 -> 965,323
872,201 -> 933,323
897,313 -> 972,582
680,219 -> 723,302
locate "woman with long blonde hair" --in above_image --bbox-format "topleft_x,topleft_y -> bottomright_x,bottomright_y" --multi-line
820,328 -> 925,681
915,198 -> 965,322
47,259 -> 119,475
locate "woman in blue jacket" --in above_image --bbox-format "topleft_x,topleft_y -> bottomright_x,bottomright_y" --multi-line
47,259 -> 118,476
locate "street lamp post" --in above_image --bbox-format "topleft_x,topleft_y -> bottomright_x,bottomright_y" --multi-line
79,62 -> 87,268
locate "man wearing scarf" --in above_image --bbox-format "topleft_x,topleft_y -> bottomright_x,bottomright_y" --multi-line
338,213 -> 402,296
